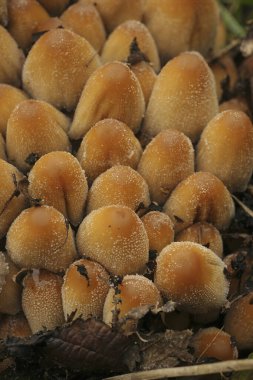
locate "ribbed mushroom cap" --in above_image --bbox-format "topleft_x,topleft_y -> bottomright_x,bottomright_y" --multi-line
0,313 -> 32,339
6,205 -> 77,273
137,129 -> 194,205
22,269 -> 64,334
130,61 -> 157,106
164,172 -> 235,233
76,205 -> 149,276
22,28 -> 101,111
28,151 -> 88,226
6,99 -> 71,172
155,242 -> 229,314
62,258 -> 110,321
0,133 -> 6,160
196,110 -> 253,193
0,159 -> 26,239
101,20 -> 160,72
87,165 -> 150,214
141,51 -> 218,143
69,61 -> 145,139
77,119 -> 142,184
37,0 -> 69,16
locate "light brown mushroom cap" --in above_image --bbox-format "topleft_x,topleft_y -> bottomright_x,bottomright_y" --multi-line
62,258 -> 110,321
196,110 -> 253,193
101,20 -> 160,72
76,119 -> 142,184
137,129 -> 194,205
219,97 -> 250,116
143,0 -> 219,63
0,133 -> 6,160
22,28 -> 101,111
130,61 -> 157,106
103,274 -> 162,327
141,211 -> 174,254
163,172 -> 235,233
6,205 -> 77,273
60,3 -> 106,52
22,269 -> 64,334
155,242 -> 229,314
0,25 -> 24,86
76,205 -> 149,276
176,222 -> 223,258
6,99 -> 71,172
0,84 -> 28,137
69,61 -> 145,139
141,51 -> 218,143
87,165 -> 150,214
0,159 -> 26,239
0,313 -> 32,339
28,151 -> 88,226
37,0 -> 69,16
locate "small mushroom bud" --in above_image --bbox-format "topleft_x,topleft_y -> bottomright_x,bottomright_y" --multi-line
7,0 -> 50,50
0,133 -> 6,160
6,205 -> 77,273
62,258 -> 110,321
37,0 -> 69,16
141,211 -> 174,254
224,292 -> 253,350
155,242 -> 229,314
22,28 -> 101,111
69,61 -> 145,139
103,274 -> 162,329
0,25 -> 24,86
163,172 -> 235,233
77,119 -> 142,184
0,313 -> 32,339
0,254 -> 22,315
6,99 -> 71,172
210,55 -> 238,101
60,3 -> 106,53
0,84 -> 28,137
219,97 -> 250,116
141,51 -> 218,143
87,165 -> 150,214
0,0 -> 7,27
130,61 -> 157,106
28,151 -> 88,226
196,110 -> 253,193
101,20 -> 160,72
190,327 -> 238,361
143,0 -> 219,63
76,205 -> 149,276
22,269 -> 64,334
0,159 -> 26,239
137,129 -> 194,205
176,222 -> 223,258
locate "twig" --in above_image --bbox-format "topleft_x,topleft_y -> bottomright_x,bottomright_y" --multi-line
104,359 -> 253,380
232,195 -> 253,218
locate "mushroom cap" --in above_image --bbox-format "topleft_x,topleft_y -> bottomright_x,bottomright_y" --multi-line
141,51 -> 218,143
196,110 -> 253,193
69,61 -> 145,139
130,61 -> 157,106
22,28 -> 101,111
76,118 -> 142,184
76,205 -> 149,276
28,151 -> 88,226
0,313 -> 32,339
141,211 -> 174,253
155,241 -> 229,314
62,258 -> 110,321
87,165 -> 150,214
6,99 -> 71,172
137,129 -> 194,205
6,205 -> 77,273
37,0 -> 70,16
163,172 -> 235,233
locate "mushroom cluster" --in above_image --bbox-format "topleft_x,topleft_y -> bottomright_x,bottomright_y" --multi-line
0,0 -> 253,375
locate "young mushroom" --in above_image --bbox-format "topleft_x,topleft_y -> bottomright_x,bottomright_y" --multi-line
37,0 -> 69,16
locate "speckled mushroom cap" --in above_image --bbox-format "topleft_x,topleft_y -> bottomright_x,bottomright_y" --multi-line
6,99 -> 71,172
86,165 -> 150,214
163,172 -> 235,233
69,61 -> 145,139
22,269 -> 64,334
76,205 -> 149,276
130,61 -> 157,106
141,51 -> 218,143
28,151 -> 88,226
22,28 -> 101,111
62,258 -> 110,321
76,118 -> 142,184
155,242 -> 229,314
196,110 -> 253,193
6,205 -> 77,273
